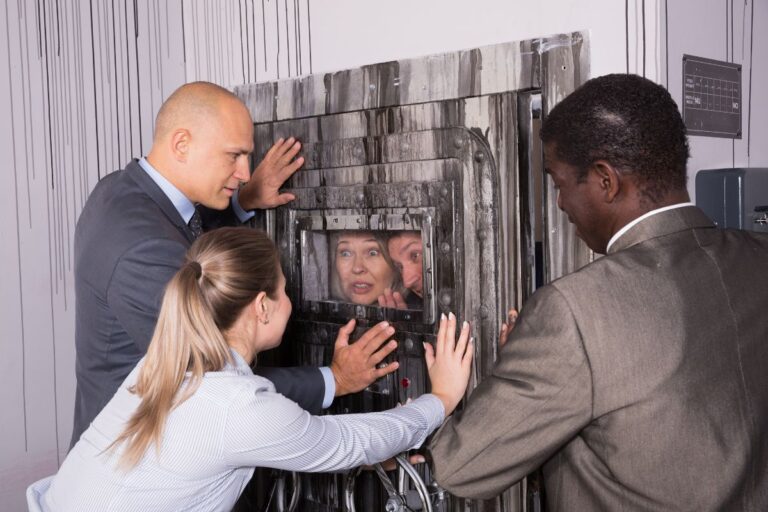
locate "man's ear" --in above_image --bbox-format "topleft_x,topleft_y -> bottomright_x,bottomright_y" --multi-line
170,128 -> 191,163
591,160 -> 622,203
252,291 -> 270,325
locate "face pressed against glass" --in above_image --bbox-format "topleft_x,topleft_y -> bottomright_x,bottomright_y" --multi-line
333,232 -> 396,305
299,229 -> 428,311
387,231 -> 424,298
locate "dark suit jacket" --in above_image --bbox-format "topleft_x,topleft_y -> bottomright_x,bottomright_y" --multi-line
71,160 -> 325,447
430,206 -> 768,511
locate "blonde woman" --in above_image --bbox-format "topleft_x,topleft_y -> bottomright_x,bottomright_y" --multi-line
331,230 -> 401,305
29,227 -> 472,512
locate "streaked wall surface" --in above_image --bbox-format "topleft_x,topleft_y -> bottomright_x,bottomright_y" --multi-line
1,1 -> 765,510
0,2 -> 312,509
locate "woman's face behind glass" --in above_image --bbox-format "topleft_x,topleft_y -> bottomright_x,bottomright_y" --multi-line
334,233 -> 395,305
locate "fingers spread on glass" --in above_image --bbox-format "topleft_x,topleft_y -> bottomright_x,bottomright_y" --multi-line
330,320 -> 398,396
427,312 -> 473,416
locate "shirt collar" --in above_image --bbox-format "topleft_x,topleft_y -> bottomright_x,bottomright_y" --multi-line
606,202 -> 695,253
138,157 -> 197,224
228,348 -> 254,375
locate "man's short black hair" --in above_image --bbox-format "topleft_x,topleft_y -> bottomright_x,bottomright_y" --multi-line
540,74 -> 690,204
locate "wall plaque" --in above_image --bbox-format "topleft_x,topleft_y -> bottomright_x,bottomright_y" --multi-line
682,54 -> 741,138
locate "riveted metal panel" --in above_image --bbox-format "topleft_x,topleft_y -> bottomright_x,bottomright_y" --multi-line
236,31 -> 590,512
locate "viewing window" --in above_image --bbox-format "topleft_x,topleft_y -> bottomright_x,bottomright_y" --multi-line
301,229 -> 426,312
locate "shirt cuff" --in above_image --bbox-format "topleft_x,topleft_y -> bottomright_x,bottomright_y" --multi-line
319,366 -> 336,409
232,188 -> 256,223
406,394 -> 446,450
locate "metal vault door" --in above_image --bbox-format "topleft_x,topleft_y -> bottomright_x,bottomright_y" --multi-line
235,32 -> 591,512
275,127 -> 499,512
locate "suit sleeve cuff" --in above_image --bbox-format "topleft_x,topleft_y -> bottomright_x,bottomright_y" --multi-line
232,188 -> 256,223
319,366 -> 336,409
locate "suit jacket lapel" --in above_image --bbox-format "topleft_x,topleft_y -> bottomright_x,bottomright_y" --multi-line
608,206 -> 715,254
123,159 -> 196,244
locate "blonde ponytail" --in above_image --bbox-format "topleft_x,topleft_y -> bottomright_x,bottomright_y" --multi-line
109,228 -> 279,469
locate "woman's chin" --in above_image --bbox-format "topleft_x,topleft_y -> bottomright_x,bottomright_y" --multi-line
344,288 -> 373,305
349,294 -> 376,306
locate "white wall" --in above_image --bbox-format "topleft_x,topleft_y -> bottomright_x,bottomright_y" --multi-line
186,0 -> 662,90
666,0 -> 768,198
307,0 -> 629,79
0,2 -> 309,510
1,1 -> 766,510
0,3 -> 187,510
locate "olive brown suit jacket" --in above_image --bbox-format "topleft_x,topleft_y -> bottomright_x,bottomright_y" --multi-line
430,205 -> 768,511
71,160 -> 325,447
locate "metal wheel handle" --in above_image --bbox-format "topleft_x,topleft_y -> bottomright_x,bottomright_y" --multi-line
343,455 -> 433,512
275,471 -> 301,512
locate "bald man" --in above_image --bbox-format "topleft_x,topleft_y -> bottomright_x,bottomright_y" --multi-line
71,82 -> 398,446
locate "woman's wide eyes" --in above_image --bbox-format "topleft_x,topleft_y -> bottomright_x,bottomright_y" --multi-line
338,246 -> 380,258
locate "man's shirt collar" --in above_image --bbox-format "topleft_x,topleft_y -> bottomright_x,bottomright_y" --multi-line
138,157 -> 196,224
606,202 -> 695,253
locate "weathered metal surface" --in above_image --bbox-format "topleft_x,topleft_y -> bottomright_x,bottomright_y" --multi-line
539,35 -> 594,281
234,34 -> 590,122
236,30 -> 590,512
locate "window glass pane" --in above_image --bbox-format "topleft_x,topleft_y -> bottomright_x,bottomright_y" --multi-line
300,229 -> 425,311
